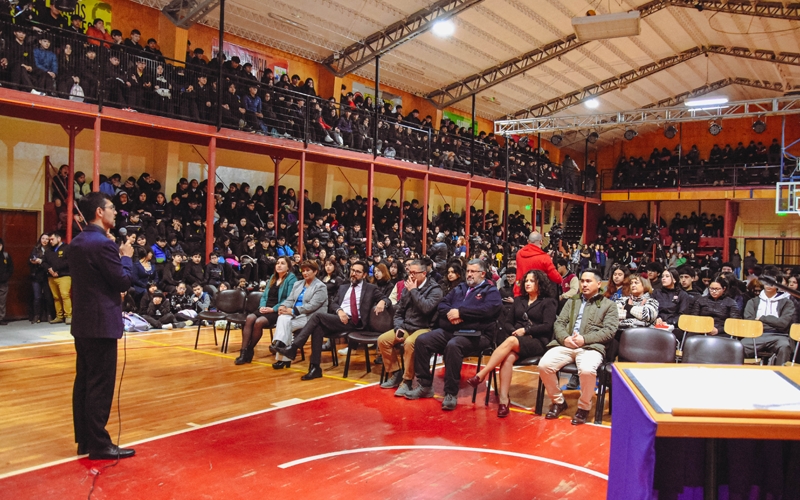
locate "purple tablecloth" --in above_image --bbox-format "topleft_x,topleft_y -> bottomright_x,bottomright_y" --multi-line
606,367 -> 800,500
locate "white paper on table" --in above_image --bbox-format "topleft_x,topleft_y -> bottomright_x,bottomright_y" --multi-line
625,366 -> 800,413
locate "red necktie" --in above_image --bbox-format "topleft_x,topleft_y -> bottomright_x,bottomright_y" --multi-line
350,285 -> 359,325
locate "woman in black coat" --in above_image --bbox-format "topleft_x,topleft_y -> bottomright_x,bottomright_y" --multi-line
468,270 -> 557,418
687,276 -> 742,337
653,268 -> 691,342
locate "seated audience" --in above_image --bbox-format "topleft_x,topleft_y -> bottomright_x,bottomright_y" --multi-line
687,276 -> 742,337
742,270 -> 795,364
615,275 -> 659,330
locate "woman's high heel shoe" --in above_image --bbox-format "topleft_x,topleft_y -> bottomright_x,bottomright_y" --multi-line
234,349 -> 248,365
466,375 -> 482,388
272,360 -> 291,369
497,399 -> 511,418
244,347 -> 255,363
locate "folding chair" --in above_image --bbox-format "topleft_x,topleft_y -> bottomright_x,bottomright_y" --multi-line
724,318 -> 764,364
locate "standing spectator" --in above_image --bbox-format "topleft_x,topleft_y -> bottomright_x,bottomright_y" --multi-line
29,233 -> 53,323
514,231 -> 561,296
44,232 -> 71,324
0,238 -> 12,325
584,160 -> 597,194
743,251 -> 758,280
730,248 -> 742,279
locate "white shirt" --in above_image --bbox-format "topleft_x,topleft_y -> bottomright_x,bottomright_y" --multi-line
340,281 -> 363,318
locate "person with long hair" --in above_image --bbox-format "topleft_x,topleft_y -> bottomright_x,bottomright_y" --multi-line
653,268 -> 691,337
235,256 -> 297,364
370,262 -> 394,299
438,262 -> 464,296
321,256 -> 345,302
29,233 -> 52,323
687,276 -> 742,337
468,270 -> 557,417
604,265 -> 630,300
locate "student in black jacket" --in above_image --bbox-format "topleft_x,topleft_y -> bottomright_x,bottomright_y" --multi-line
0,238 -> 13,325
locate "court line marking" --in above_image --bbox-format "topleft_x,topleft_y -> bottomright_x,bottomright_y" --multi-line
277,445 -> 609,480
0,383 -> 376,480
0,328 -> 196,352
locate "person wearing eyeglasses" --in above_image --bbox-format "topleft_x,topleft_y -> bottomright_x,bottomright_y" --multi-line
404,259 -> 502,411
687,276 -> 742,337
377,260 -> 443,396
275,260 -> 390,380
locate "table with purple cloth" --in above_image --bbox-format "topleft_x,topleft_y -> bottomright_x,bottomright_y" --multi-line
606,363 -> 800,500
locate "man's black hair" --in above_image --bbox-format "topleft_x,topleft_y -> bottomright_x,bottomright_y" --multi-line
79,192 -> 112,223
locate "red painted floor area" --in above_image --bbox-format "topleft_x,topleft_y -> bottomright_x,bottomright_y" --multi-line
1,367 -> 610,499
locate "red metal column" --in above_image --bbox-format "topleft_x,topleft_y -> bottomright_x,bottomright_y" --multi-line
559,197 -> 564,224
205,137 -> 217,261
583,201 -> 588,245
273,157 -> 281,239
464,181 -> 471,256
422,173 -> 429,255
532,192 -> 538,230
298,152 -> 306,257
482,190 -> 487,230
64,126 -> 77,243
366,162 -> 374,256
540,198 -> 545,234
398,177 -> 405,235
92,117 -> 101,192
724,199 -> 732,259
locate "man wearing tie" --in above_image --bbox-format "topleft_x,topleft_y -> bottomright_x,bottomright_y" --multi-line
277,260 -> 389,380
69,192 -> 136,459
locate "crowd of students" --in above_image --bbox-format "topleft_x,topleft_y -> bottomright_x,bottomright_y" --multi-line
0,10 -> 591,194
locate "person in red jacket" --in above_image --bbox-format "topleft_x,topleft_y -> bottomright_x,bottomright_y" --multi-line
514,231 -> 561,296
86,19 -> 113,48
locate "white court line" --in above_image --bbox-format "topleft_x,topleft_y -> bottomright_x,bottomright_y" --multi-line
0,329 -> 190,352
0,383 -> 377,480
277,445 -> 609,480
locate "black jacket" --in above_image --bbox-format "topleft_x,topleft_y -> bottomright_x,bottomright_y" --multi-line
501,296 -> 557,347
652,287 -> 691,326
687,294 -> 742,337
44,243 -> 70,277
0,249 -> 13,284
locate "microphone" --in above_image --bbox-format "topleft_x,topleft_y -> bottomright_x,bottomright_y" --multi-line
119,227 -> 127,238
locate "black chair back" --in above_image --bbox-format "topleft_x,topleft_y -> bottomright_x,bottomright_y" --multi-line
682,336 -> 744,365
619,328 -> 676,363
215,289 -> 246,314
244,291 -> 263,314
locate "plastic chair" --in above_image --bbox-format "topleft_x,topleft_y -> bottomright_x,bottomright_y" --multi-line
676,314 -> 715,356
787,324 -> 800,366
594,328 -> 677,424
681,335 -> 745,365
724,318 -> 764,363
221,290 -> 262,353
194,289 -> 245,350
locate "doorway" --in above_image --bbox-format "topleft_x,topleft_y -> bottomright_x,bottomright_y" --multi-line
0,211 -> 39,320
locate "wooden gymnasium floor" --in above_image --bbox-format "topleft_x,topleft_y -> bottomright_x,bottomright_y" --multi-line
0,326 -> 611,499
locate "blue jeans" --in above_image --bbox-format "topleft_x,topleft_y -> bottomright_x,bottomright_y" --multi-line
32,280 -> 54,320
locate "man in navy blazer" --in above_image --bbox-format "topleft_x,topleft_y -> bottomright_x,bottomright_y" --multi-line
69,192 -> 136,460
277,260 -> 389,380
406,259 -> 502,411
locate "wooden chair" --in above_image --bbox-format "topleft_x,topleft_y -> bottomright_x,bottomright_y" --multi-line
724,318 -> 764,364
787,324 -> 800,366
676,315 -> 715,355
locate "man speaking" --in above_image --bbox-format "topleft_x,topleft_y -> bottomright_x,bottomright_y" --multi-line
69,192 -> 135,460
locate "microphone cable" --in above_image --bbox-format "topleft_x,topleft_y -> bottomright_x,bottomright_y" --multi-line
87,330 -> 128,500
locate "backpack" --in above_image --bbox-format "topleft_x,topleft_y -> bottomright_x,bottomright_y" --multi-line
122,313 -> 151,332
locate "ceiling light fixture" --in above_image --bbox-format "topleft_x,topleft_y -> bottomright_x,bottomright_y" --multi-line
709,122 -> 722,136
432,19 -> 455,37
685,97 -> 728,107
585,98 -> 600,109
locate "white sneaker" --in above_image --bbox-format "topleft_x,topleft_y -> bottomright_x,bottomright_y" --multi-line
337,347 -> 349,355
324,135 -> 333,143
184,320 -> 193,327
31,89 -> 46,96
284,133 -> 292,138
163,324 -> 173,330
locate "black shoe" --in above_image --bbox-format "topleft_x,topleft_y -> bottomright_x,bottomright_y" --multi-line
301,364 -> 322,380
88,445 -> 135,460
234,349 -> 248,365
244,347 -> 255,363
545,401 -> 569,420
269,340 -> 286,355
276,345 -> 298,360
571,408 -> 590,425
77,443 -> 88,455
272,360 -> 291,369
565,374 -> 580,390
